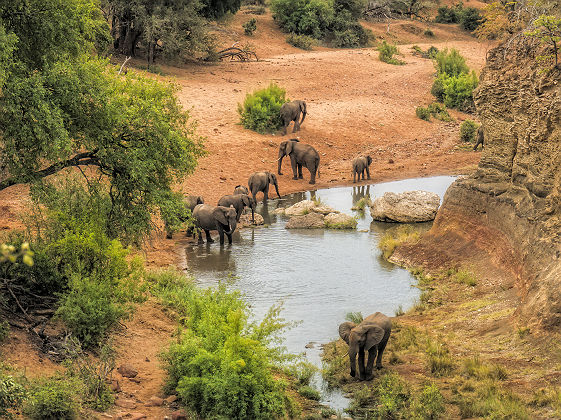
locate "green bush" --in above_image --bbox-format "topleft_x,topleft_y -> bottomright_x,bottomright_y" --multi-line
430,77 -> 445,102
410,383 -> 445,419
416,106 -> 431,121
434,4 -> 462,24
460,120 -> 479,143
243,18 -> 257,35
425,338 -> 455,377
286,361 -> 317,386
371,372 -> 410,418
286,33 -> 316,50
378,41 -> 405,65
439,71 -> 479,111
331,11 -> 369,48
238,83 -> 288,134
298,385 -> 321,400
0,370 -> 27,419
271,0 -> 334,39
428,102 -> 452,121
24,376 -> 79,420
427,46 -> 439,58
434,48 -> 469,77
160,281 -> 296,419
424,28 -> 434,37
458,7 -> 483,31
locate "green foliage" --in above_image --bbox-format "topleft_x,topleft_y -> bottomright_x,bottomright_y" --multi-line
462,356 -> 508,381
410,383 -> 445,419
525,15 -> 561,69
378,41 -> 405,65
331,11 -> 370,48
156,273 -> 296,419
459,7 -> 483,32
286,361 -> 317,386
435,4 -> 461,23
0,321 -> 9,344
378,225 -> 421,260
459,119 -> 479,142
243,18 -> 258,35
434,48 -> 469,77
424,28 -> 435,37
298,385 -> 321,400
238,83 -> 289,134
287,34 -> 317,50
345,311 -> 363,323
425,338 -> 455,377
416,106 -> 431,121
371,372 -> 411,418
434,71 -> 478,111
0,370 -> 27,419
351,197 -> 371,211
24,375 -> 79,420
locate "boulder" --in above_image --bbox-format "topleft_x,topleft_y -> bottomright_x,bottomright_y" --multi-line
284,200 -> 316,216
115,398 -> 137,409
324,212 -> 357,229
285,212 -> 325,229
238,213 -> 264,228
117,364 -> 138,378
146,396 -> 164,406
311,205 -> 339,215
272,207 -> 286,215
370,191 -> 440,222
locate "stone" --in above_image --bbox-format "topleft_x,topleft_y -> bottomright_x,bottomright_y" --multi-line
115,398 -> 137,409
146,396 -> 164,406
170,410 -> 188,420
238,213 -> 264,228
272,207 -> 286,214
110,379 -> 121,393
324,212 -> 357,229
165,395 -> 178,404
128,377 -> 141,383
285,212 -> 325,229
130,414 -> 147,420
284,200 -> 316,216
311,205 -> 338,215
117,364 -> 138,378
100,414 -> 113,419
370,191 -> 440,222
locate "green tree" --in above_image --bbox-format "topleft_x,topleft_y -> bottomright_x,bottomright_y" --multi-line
526,14 -> 561,68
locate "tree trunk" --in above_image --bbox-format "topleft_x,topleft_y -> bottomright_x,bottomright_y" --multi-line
148,41 -> 155,67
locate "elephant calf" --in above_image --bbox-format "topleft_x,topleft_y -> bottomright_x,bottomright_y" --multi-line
218,193 -> 256,223
473,125 -> 484,151
280,100 -> 306,135
339,312 -> 391,381
233,185 -> 249,195
248,171 -> 281,202
352,156 -> 372,183
193,204 -> 238,245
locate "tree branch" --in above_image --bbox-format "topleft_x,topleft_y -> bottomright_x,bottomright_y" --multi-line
0,150 -> 101,191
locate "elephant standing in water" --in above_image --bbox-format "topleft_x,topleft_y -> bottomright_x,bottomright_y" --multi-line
248,171 -> 281,202
165,195 -> 204,239
280,100 -> 307,135
473,125 -> 484,151
352,156 -> 372,183
193,204 -> 237,245
218,193 -> 256,223
278,139 -> 320,184
339,312 -> 392,381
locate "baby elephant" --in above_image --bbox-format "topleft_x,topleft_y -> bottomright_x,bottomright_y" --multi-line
339,312 -> 391,381
473,125 -> 484,151
218,193 -> 256,223
280,100 -> 307,135
352,156 -> 372,183
233,185 -> 249,195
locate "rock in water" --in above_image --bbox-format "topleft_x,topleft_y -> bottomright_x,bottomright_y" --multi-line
324,212 -> 357,229
284,200 -> 317,216
285,212 -> 325,229
370,191 -> 440,222
238,213 -> 264,227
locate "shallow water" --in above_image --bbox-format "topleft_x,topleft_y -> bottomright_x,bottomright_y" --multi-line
184,176 -> 457,410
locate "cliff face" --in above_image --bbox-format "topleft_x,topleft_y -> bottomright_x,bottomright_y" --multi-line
396,41 -> 561,330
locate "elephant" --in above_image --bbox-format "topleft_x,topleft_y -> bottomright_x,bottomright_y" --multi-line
248,171 -> 281,202
352,156 -> 372,183
280,100 -> 307,135
218,193 -> 256,223
233,185 -> 249,195
193,204 -> 238,245
473,125 -> 484,151
165,195 -> 204,239
277,139 -> 320,184
339,312 -> 392,381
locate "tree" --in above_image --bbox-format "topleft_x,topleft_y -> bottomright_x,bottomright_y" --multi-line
0,0 -> 205,242
526,14 -> 561,68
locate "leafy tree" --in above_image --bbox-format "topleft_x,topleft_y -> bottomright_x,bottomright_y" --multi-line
526,14 -> 561,68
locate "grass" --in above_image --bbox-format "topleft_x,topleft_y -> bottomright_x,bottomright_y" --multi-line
530,387 -> 561,417
351,197 -> 371,211
454,268 -> 477,286
462,356 -> 508,381
324,216 -> 357,230
378,225 -> 421,260
298,385 -> 321,401
425,338 -> 455,377
345,311 -> 363,324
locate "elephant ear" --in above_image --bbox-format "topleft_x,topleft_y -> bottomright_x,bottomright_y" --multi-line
268,172 -> 277,184
364,326 -> 385,351
338,322 -> 356,345
213,207 -> 228,225
198,196 -> 204,204
242,195 -> 250,206
285,140 -> 294,155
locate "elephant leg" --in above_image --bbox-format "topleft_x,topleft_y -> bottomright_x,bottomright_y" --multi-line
366,166 -> 371,180
218,228 -> 225,245
362,169 -> 366,181
376,337 -> 389,369
226,233 -> 233,244
353,170 -> 356,183
205,229 -> 214,243
357,348 -> 366,380
365,347 -> 377,380
290,158 -> 298,180
264,185 -> 269,201
309,166 -> 316,185
298,164 -> 303,179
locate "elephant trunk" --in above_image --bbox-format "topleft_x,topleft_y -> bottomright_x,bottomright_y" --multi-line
348,348 -> 357,378
274,181 -> 281,199
225,219 -> 237,235
277,151 -> 285,175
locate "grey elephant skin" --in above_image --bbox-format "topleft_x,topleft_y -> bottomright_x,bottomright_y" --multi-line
248,171 -> 280,201
280,100 -> 306,135
339,312 -> 391,381
233,185 -> 249,195
165,195 -> 204,239
193,204 -> 237,245
278,139 -> 320,184
352,156 -> 372,183
218,193 -> 256,223
474,125 -> 484,151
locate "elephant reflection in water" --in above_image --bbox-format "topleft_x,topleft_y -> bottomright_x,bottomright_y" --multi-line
352,185 -> 371,205
185,243 -> 236,273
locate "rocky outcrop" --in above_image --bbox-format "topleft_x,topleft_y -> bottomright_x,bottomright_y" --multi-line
285,212 -> 325,229
324,212 -> 357,229
393,40 -> 561,330
238,213 -> 264,227
282,200 -> 355,229
370,191 -> 440,222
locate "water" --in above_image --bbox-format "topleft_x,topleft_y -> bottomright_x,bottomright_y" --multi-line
183,176 -> 457,410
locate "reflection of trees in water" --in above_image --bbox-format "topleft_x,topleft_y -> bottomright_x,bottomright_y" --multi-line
352,185 -> 371,205
185,243 -> 236,273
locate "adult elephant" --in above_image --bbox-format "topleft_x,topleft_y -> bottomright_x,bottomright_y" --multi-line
248,171 -> 281,202
473,125 -> 484,151
278,139 -> 320,184
193,204 -> 237,245
218,193 -> 256,223
338,312 -> 392,381
233,185 -> 249,195
165,195 -> 204,239
280,100 -> 307,135
352,156 -> 372,183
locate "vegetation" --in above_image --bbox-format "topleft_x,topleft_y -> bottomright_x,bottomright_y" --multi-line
286,33 -> 317,50
459,119 -> 479,142
238,83 -> 289,133
425,338 -> 455,377
526,15 -> 561,69
411,45 -> 439,59
298,385 -> 321,400
0,368 -> 27,419
416,102 -> 452,122
378,225 -> 421,259
243,18 -> 258,35
324,216 -> 358,229
424,28 -> 434,37
435,3 -> 483,32
24,375 -> 80,420
378,41 -> 405,65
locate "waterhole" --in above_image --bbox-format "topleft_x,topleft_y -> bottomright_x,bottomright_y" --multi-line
184,176 -> 457,411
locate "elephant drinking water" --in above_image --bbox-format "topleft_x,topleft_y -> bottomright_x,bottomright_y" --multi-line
218,193 -> 256,223
278,139 -> 320,184
193,204 -> 238,245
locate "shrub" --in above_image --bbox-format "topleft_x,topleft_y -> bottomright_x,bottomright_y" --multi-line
458,7 -> 483,31
430,77 -> 445,102
435,4 -> 462,24
24,376 -> 79,420
371,372 -> 410,418
378,41 -> 405,65
286,33 -> 316,50
410,383 -> 445,419
427,46 -> 439,58
345,311 -> 363,323
271,0 -> 334,39
427,102 -> 452,121
416,106 -> 431,121
425,338 -> 454,377
454,268 -> 477,286
331,12 -> 369,48
243,18 -> 257,35
238,83 -> 288,134
440,71 -> 479,111
0,321 -> 8,344
298,385 -> 321,400
424,28 -> 434,37
0,371 -> 26,419
434,48 -> 469,77
460,119 -> 479,142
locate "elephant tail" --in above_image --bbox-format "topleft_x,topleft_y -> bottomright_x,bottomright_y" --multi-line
317,157 -> 320,178
299,102 -> 307,125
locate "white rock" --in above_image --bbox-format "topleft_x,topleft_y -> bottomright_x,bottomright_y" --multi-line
284,200 -> 317,216
324,212 -> 357,229
311,205 -> 339,215
370,191 -> 440,222
285,212 -> 325,229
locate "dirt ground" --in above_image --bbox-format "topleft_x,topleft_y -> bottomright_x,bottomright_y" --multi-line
0,12 -> 492,419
